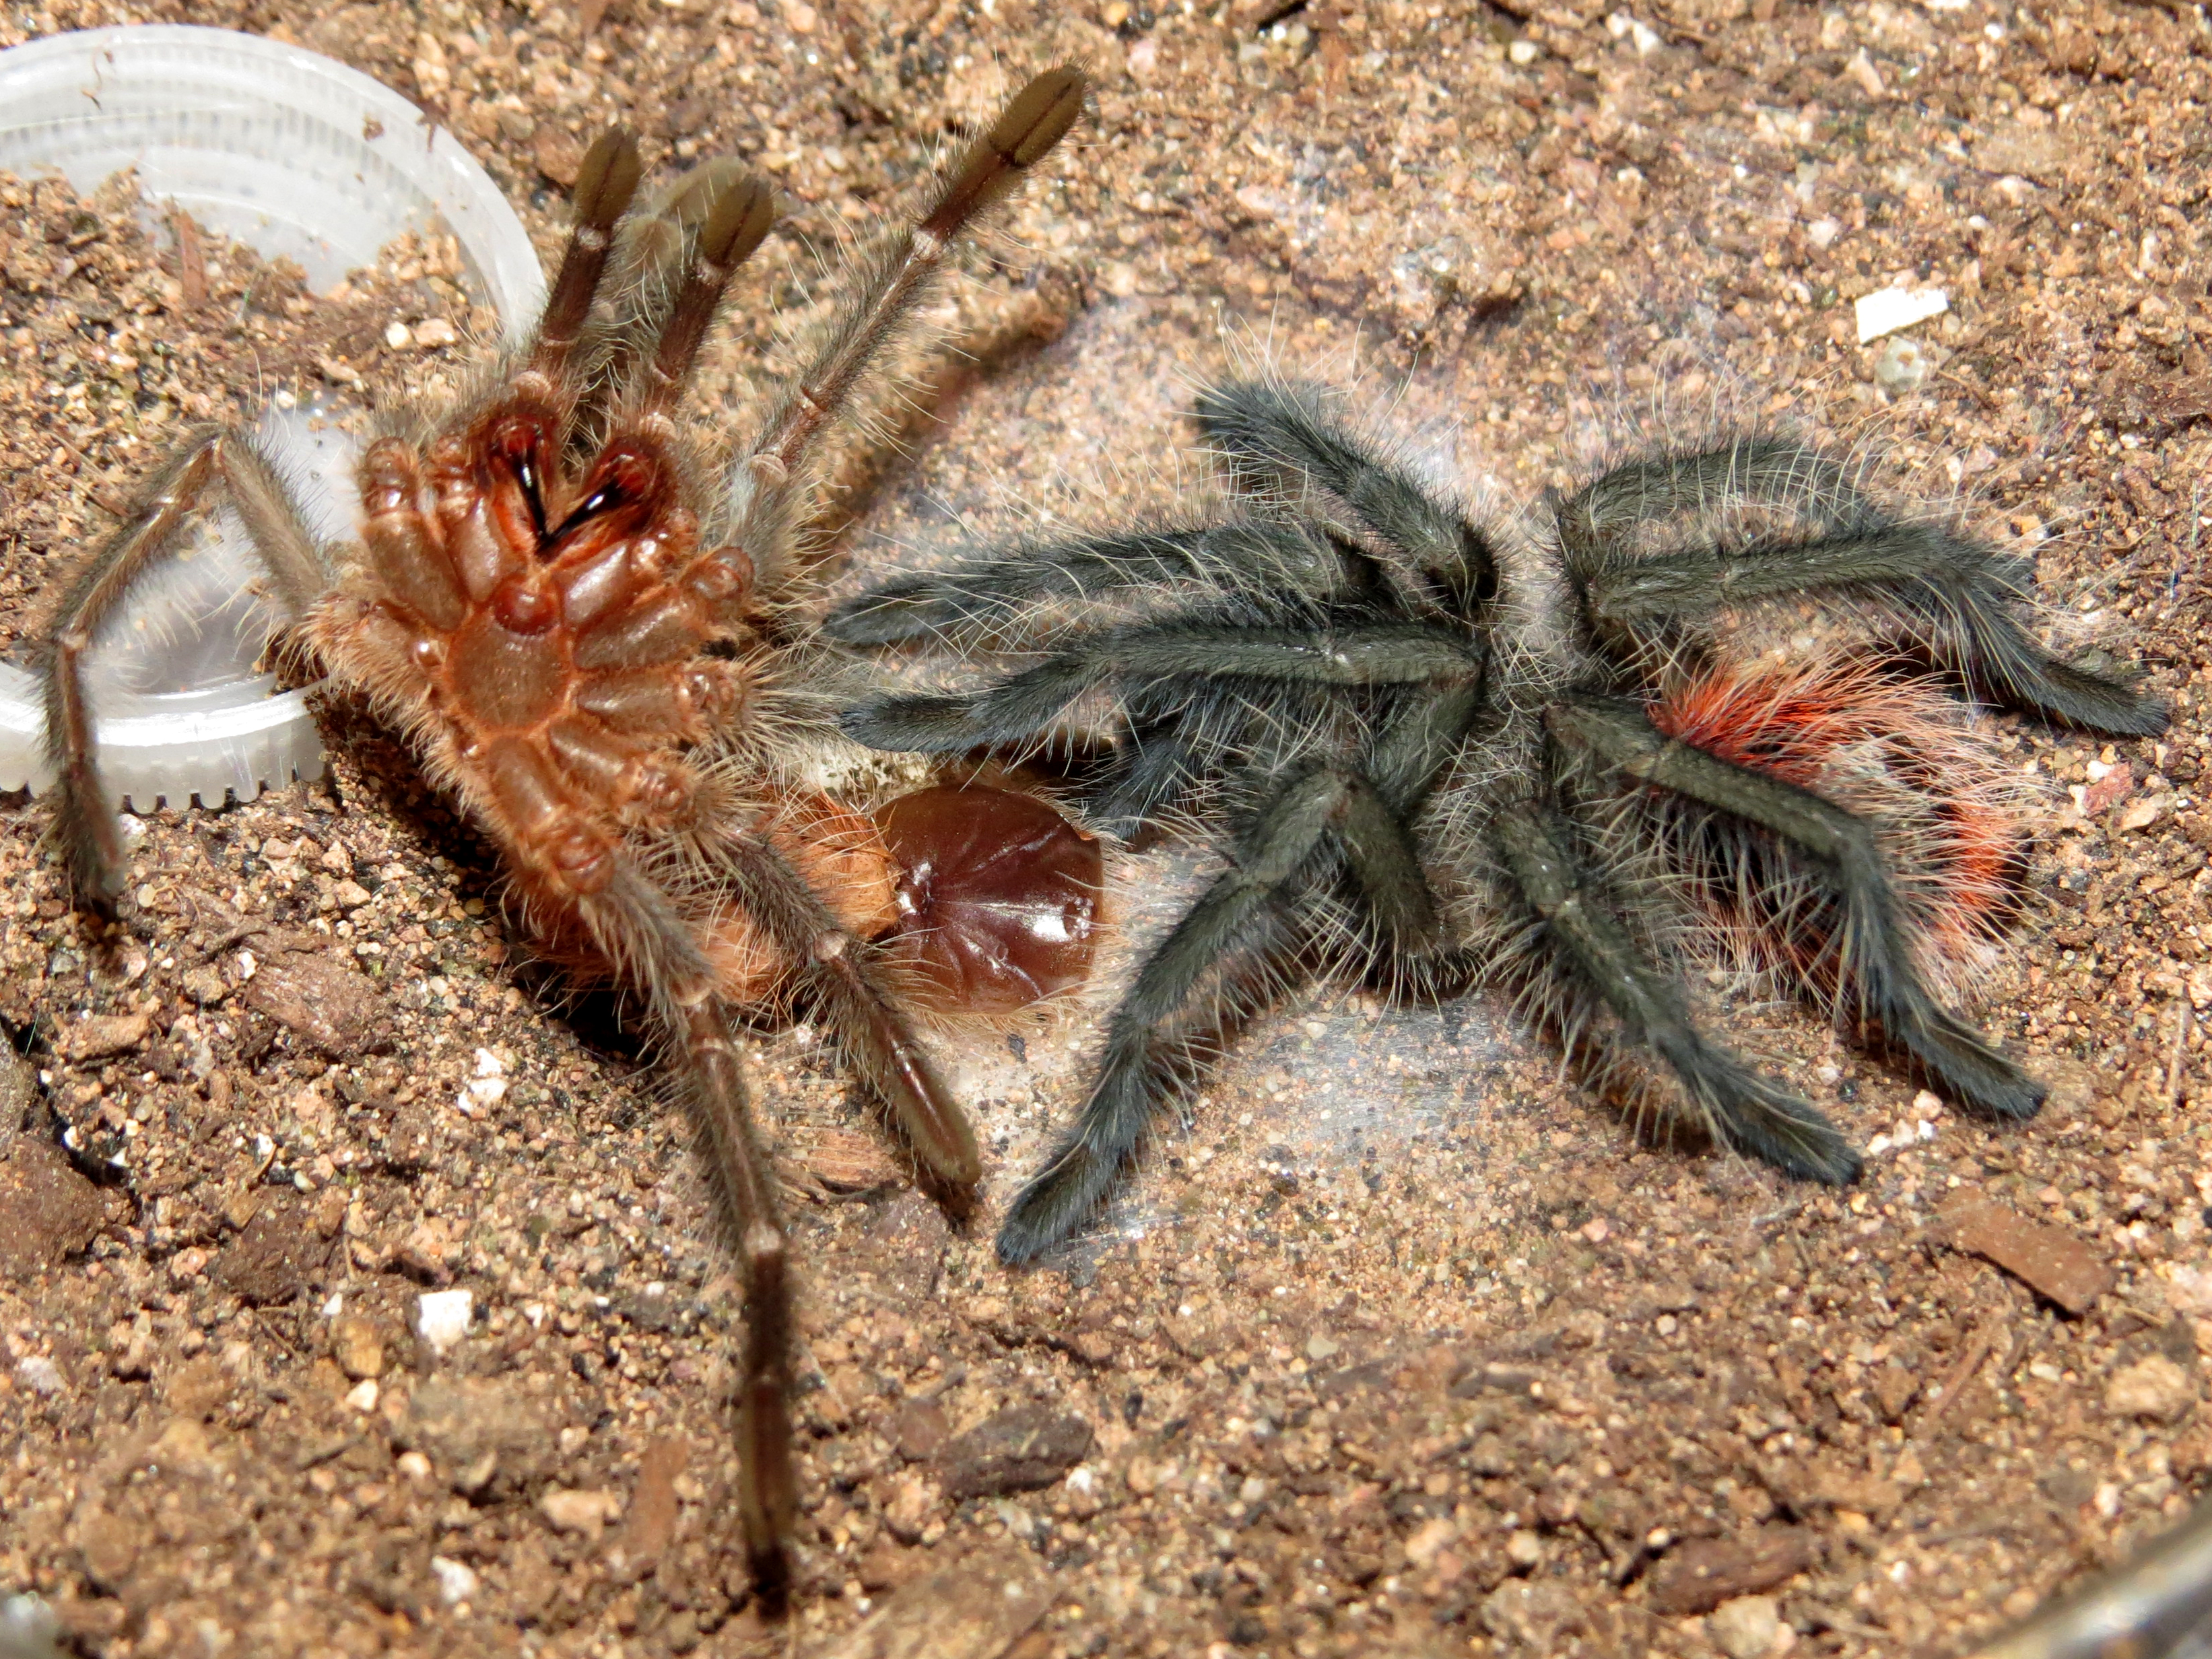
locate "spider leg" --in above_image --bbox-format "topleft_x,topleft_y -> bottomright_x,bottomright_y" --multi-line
1548,693 -> 2044,1121
1192,380 -> 1498,609
1560,456 -> 2166,736
699,828 -> 980,1186
527,128 -> 646,389
37,424 -> 332,914
998,681 -> 1481,1260
1555,439 -> 1876,547
1088,716 -> 1206,838
822,522 -> 1341,648
842,619 -> 1482,753
570,862 -> 793,1601
731,67 -> 1085,548
1491,798 -> 1862,1183
996,764 -> 1345,1262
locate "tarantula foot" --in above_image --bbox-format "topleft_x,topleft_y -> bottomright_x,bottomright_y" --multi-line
1882,1015 -> 2047,1123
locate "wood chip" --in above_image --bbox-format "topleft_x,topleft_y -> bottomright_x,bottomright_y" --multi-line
242,938 -> 384,1058
810,1545 -> 1053,1659
1646,1528 -> 1815,1616
0,1141 -> 109,1273
58,1012 -> 151,1062
1934,1192 -> 2114,1314
606,1435 -> 687,1582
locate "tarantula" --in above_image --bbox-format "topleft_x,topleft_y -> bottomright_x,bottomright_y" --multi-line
33,68 -> 1090,1596
830,379 -> 2169,1262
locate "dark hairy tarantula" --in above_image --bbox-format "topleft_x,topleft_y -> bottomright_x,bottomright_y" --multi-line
830,379 -> 2168,1263
34,69 -> 1089,1596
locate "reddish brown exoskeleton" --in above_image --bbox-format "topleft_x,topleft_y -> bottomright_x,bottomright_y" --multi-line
34,67 -> 1091,1601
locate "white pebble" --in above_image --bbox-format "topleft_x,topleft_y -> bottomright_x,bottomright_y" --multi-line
1872,335 -> 1929,394
429,1555 -> 479,1606
384,320 -> 414,350
1507,37 -> 1540,64
14,1357 -> 61,1396
460,1046 -> 510,1114
1855,283 -> 1949,344
1708,1594 -> 1783,1659
345,1379 -> 380,1413
415,1289 -> 474,1355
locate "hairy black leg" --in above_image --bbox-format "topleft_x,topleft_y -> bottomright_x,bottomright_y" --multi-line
1566,469 -> 2168,734
38,424 -> 332,914
842,617 -> 1481,753
1548,693 -> 2044,1120
696,829 -> 980,1188
998,676 -> 1481,1260
1491,800 -> 1861,1183
997,765 -> 1345,1261
823,523 -> 1345,647
1555,439 -> 1877,553
1088,718 -> 1204,836
1192,381 -> 1498,611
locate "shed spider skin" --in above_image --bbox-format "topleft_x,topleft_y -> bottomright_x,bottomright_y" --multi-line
832,380 -> 2169,1265
32,67 -> 1090,1601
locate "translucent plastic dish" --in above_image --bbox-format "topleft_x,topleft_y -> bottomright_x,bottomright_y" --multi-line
0,24 -> 544,811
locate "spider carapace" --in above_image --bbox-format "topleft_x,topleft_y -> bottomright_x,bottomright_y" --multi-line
35,68 -> 1095,1600
832,379 -> 2168,1264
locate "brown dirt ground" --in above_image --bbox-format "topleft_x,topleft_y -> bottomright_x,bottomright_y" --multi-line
2,1 -> 2211,1656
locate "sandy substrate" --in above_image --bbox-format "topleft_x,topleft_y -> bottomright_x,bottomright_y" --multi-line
1,1 -> 2210,1656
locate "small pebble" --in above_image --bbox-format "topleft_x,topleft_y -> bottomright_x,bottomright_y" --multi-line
331,1314 -> 384,1380
2105,1355 -> 2195,1423
1854,283 -> 1948,343
415,1289 -> 473,1354
428,1556 -> 478,1607
1873,336 -> 1929,394
1708,1594 -> 1784,1659
14,1357 -> 61,1396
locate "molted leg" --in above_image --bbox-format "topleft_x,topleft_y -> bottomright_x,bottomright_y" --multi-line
40,424 -> 331,914
731,67 -> 1087,557
567,861 -> 795,1604
697,829 -> 979,1189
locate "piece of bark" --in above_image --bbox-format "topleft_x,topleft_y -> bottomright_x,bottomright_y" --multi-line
243,937 -> 384,1058
937,1404 -> 1092,1500
0,1140 -> 108,1273
811,1545 -> 1052,1659
605,1435 -> 687,1582
1934,1192 -> 2114,1314
1646,1528 -> 1815,1616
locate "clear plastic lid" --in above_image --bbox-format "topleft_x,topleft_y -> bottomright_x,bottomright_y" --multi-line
0,24 -> 545,811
